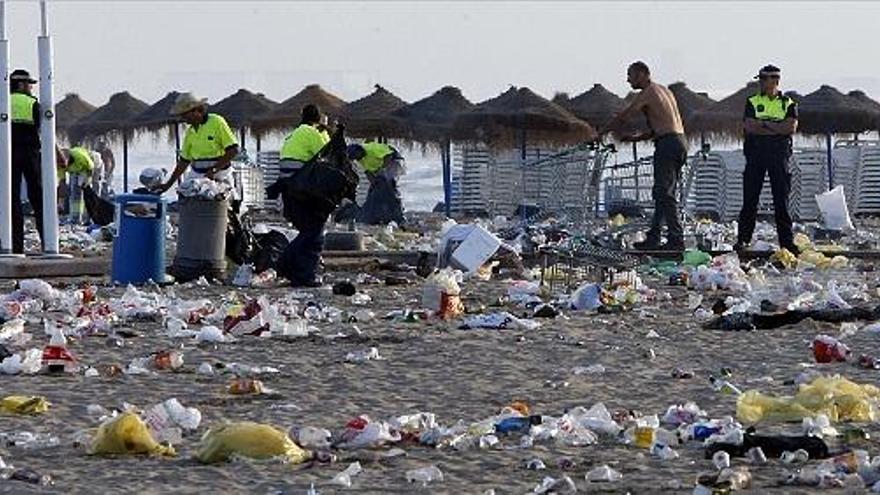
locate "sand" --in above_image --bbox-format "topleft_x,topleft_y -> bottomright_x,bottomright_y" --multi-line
1,264 -> 879,494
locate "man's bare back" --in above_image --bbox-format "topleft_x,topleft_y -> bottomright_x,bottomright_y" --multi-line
631,82 -> 684,138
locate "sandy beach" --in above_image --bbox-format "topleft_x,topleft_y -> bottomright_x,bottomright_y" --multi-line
1,255 -> 878,494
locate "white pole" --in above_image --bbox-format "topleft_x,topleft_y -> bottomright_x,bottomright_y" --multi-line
0,0 -> 14,255
38,0 -> 62,256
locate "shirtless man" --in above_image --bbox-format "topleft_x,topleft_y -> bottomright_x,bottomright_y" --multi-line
600,61 -> 688,251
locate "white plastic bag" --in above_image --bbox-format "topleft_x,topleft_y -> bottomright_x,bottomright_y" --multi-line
815,186 -> 854,231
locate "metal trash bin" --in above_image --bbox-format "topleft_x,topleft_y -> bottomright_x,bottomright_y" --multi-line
111,193 -> 167,284
171,197 -> 228,282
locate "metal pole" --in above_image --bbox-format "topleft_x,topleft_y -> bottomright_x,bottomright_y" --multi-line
173,122 -> 180,153
826,133 -> 833,190
632,142 -> 639,204
122,134 -> 128,192
38,0 -> 63,256
0,0 -> 16,256
441,140 -> 452,217
239,128 -> 246,151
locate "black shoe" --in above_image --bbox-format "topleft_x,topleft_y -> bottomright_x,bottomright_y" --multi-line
633,239 -> 662,251
733,242 -> 747,253
781,244 -> 801,256
292,278 -> 323,288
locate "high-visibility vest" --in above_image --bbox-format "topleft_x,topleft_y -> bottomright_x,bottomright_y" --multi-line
11,92 -> 37,124
360,142 -> 396,173
280,124 -> 329,162
748,93 -> 794,122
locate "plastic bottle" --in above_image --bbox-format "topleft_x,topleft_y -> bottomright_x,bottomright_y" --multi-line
709,376 -> 742,395
713,450 -> 731,469
405,465 -> 443,486
41,325 -> 77,373
494,415 -> 542,435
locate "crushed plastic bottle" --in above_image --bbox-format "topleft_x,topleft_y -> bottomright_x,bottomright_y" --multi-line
345,347 -> 383,363
294,426 -> 332,449
405,465 -> 443,486
196,326 -> 229,343
585,464 -> 622,482
747,446 -> 768,464
651,443 -> 679,460
331,462 -> 362,487
533,476 -> 577,494
781,449 -> 810,464
713,450 -> 731,469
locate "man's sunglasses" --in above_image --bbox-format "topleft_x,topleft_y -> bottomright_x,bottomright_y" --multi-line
759,75 -> 780,80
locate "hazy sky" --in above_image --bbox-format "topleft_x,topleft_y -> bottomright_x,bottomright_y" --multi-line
5,1 -> 880,108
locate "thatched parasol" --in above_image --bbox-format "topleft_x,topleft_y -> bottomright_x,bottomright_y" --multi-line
67,91 -> 149,193
390,86 -> 474,217
208,88 -> 278,130
67,91 -> 148,143
129,91 -> 183,133
55,93 -> 95,138
848,90 -> 880,116
341,84 -> 407,139
252,84 -> 346,137
668,82 -> 715,133
688,82 -> 759,137
563,83 -> 625,130
796,85 -> 880,189
451,86 -> 597,148
390,86 -> 474,143
796,85 -> 880,135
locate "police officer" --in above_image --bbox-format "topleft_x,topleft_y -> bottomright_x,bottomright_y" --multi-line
735,65 -> 800,254
157,92 -> 239,193
9,69 -> 43,254
276,104 -> 330,287
346,141 -> 405,225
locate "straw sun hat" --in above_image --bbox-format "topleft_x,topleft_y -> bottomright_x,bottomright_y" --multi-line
170,92 -> 208,116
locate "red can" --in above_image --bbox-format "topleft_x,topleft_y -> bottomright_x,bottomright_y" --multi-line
812,335 -> 850,363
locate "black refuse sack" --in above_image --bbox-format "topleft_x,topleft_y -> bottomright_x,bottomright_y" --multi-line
83,185 -> 115,226
333,201 -> 361,224
226,209 -> 254,266
704,305 -> 880,330
252,230 -> 289,273
358,176 -> 404,225
706,429 -> 830,459
266,124 -> 358,220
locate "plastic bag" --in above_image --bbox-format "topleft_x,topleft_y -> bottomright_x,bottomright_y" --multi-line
90,411 -> 176,456
683,249 -> 712,268
737,376 -> 880,424
0,396 -> 50,415
815,186 -> 855,231
570,283 -> 601,310
196,421 -> 310,464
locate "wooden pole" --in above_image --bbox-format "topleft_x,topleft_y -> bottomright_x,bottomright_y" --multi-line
122,134 -> 129,193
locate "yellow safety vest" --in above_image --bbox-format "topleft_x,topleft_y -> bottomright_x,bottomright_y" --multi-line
67,146 -> 95,175
280,124 -> 329,162
180,113 -> 238,162
748,93 -> 794,122
360,142 -> 395,173
11,92 -> 37,124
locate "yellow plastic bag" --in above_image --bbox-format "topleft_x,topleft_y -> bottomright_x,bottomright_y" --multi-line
793,233 -> 812,251
196,421 -> 311,464
0,395 -> 50,415
738,376 -> 880,424
90,411 -> 176,456
772,248 -> 798,269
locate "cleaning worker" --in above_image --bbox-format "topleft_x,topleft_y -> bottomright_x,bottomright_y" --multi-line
8,69 -> 44,253
156,92 -> 239,194
346,141 -> 406,225
59,146 -> 95,224
276,104 -> 330,287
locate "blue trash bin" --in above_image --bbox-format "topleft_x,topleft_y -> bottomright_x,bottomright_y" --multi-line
112,193 -> 167,284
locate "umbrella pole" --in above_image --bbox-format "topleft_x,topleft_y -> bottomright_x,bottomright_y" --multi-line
239,128 -> 246,152
442,139 -> 452,218
123,134 -> 129,193
826,133 -> 833,190
520,129 -> 527,224
173,122 -> 180,154
256,134 -> 261,153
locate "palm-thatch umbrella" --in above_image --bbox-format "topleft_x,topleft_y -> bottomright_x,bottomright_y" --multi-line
341,84 -> 407,140
55,93 -> 95,140
689,82 -> 760,138
129,91 -> 184,150
452,86 -> 597,150
208,89 -> 278,151
68,91 -> 149,192
251,84 -> 346,138
795,85 -> 880,188
390,86 -> 475,216
668,82 -> 715,135
563,83 -> 626,130
848,90 -> 880,116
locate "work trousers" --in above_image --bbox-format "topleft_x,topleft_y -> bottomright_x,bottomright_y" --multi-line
737,149 -> 794,248
646,134 -> 688,243
9,148 -> 44,254
278,199 -> 327,285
